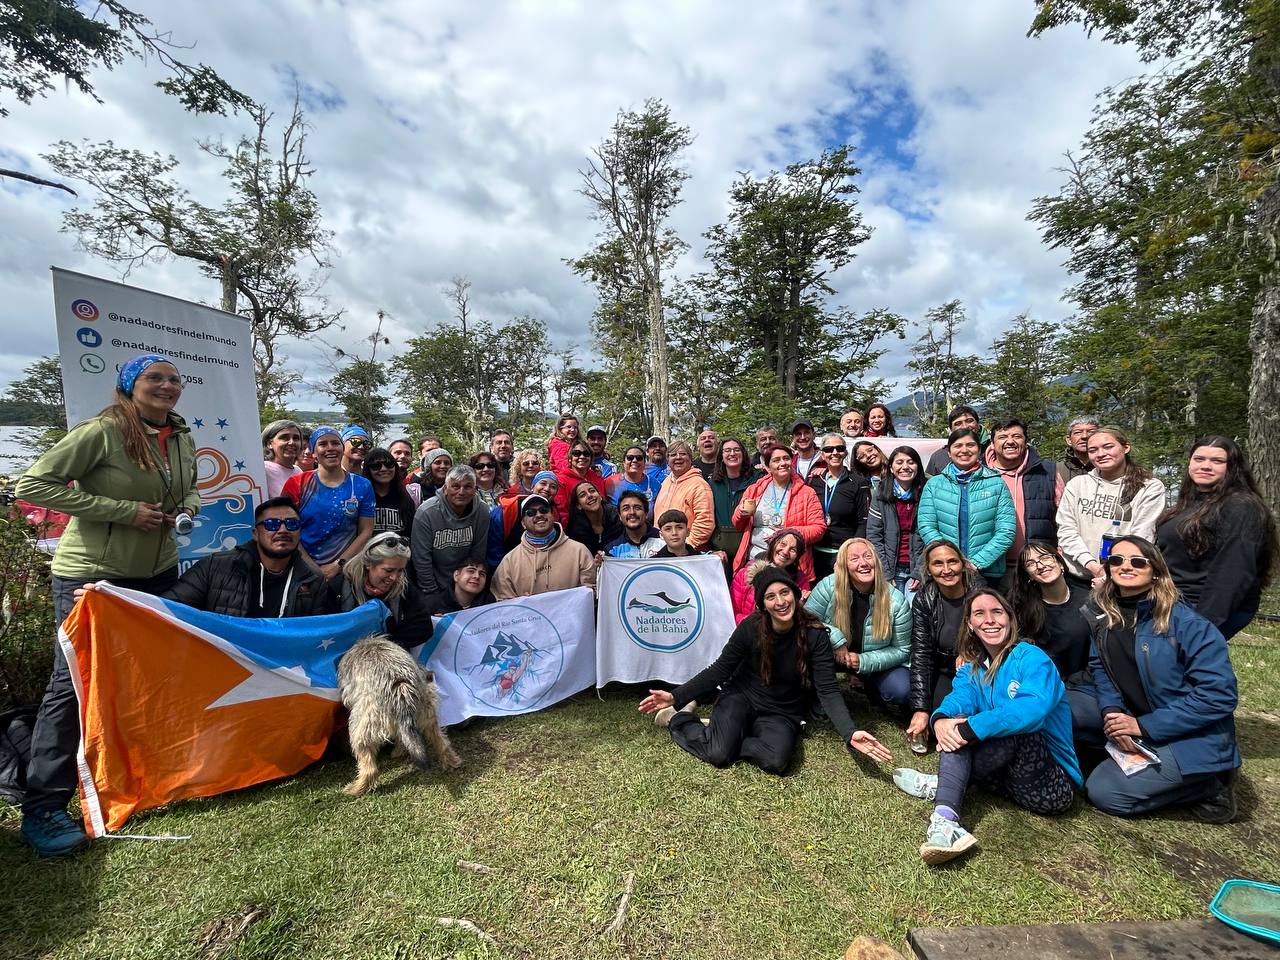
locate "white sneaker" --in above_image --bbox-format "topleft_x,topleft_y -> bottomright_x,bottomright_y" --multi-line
920,812 -> 978,865
893,767 -> 939,801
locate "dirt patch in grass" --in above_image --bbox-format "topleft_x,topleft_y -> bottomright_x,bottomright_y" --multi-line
195,904 -> 271,959
1153,842 -> 1248,899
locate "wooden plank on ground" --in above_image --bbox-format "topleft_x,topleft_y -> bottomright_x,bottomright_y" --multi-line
909,919 -> 1275,959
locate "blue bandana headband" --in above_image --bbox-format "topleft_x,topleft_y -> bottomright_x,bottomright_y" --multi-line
117,354 -> 172,397
532,470 -> 559,489
309,426 -> 340,451
341,424 -> 370,442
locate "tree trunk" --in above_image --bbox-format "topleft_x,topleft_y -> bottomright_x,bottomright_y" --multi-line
784,279 -> 802,398
220,263 -> 237,314
648,275 -> 670,439
1249,254 -> 1280,515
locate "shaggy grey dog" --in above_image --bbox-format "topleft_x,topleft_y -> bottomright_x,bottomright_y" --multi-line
337,634 -> 461,795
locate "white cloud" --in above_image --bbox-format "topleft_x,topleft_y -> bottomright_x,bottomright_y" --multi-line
0,0 -> 1144,408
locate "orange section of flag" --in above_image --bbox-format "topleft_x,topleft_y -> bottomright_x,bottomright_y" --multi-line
66,589 -> 341,835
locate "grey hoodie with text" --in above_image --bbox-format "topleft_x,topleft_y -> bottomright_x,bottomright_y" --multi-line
411,493 -> 490,598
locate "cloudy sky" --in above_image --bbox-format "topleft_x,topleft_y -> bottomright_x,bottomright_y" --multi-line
0,1 -> 1146,409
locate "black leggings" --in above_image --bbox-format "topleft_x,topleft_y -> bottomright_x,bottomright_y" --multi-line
669,691 -> 799,775
935,732 -> 1075,817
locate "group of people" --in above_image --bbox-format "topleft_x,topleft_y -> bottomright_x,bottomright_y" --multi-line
9,353 -> 1276,868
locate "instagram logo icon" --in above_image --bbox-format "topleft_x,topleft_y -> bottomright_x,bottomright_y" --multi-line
71,298 -> 99,321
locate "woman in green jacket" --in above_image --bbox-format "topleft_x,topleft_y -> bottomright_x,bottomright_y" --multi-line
805,537 -> 913,710
918,428 -> 1016,585
13,354 -> 199,858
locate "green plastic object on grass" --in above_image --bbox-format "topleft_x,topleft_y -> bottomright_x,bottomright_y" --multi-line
1210,879 -> 1280,945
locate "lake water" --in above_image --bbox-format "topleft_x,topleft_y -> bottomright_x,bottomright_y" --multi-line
0,426 -> 35,477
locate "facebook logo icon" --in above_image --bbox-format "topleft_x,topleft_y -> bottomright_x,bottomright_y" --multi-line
76,327 -> 102,348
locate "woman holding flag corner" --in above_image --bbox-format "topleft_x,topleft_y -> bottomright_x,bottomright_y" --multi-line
14,353 -> 199,857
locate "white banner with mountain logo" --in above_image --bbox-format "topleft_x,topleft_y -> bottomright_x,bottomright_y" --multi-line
417,587 -> 597,727
595,555 -> 735,687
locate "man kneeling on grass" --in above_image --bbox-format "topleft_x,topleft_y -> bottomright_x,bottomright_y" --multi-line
639,568 -> 893,775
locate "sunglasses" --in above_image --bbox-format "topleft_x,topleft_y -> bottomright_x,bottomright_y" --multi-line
257,517 -> 301,532
1105,554 -> 1151,570
474,462 -> 497,470
624,454 -> 646,462
347,439 -> 371,449
522,506 -> 553,518
373,534 -> 410,549
570,450 -> 591,458
368,461 -> 395,471
822,445 -> 847,454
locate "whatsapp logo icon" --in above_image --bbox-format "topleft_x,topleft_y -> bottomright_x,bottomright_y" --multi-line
80,354 -> 106,374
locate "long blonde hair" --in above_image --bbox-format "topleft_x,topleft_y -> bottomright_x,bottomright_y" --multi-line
832,538 -> 892,644
1091,535 -> 1178,635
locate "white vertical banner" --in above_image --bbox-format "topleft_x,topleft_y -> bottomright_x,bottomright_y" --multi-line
418,587 -> 597,727
595,555 -> 735,687
51,267 -> 266,570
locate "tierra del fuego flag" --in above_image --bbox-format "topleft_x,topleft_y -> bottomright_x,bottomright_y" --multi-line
61,584 -> 388,836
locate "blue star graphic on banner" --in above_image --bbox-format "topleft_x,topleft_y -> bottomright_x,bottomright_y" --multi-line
216,418 -> 229,429
234,460 -> 246,470
220,436 -> 227,442
192,418 -> 204,428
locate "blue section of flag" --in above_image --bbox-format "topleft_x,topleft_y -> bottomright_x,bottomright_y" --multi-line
156,599 -> 389,689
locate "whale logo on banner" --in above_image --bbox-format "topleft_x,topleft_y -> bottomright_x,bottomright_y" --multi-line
618,564 -> 705,652
597,555 -> 734,686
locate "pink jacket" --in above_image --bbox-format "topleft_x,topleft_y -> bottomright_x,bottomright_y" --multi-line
730,560 -> 814,623
731,473 -> 827,581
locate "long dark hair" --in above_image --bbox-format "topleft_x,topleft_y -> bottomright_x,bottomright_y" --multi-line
1159,436 -> 1278,586
877,445 -> 926,503
865,402 -> 898,437
362,447 -> 415,514
752,591 -> 821,688
1007,540 -> 1067,639
711,437 -> 749,483
99,389 -> 165,471
955,588 -> 1021,684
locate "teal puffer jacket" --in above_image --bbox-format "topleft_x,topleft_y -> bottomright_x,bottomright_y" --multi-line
804,575 -> 912,674
917,466 -> 1016,576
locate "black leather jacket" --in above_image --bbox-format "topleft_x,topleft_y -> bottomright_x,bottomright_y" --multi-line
162,542 -> 335,617
908,579 -> 974,712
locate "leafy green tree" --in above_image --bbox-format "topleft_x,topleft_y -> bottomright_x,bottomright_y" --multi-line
981,313 -> 1066,440
569,99 -> 692,438
1,355 -> 66,455
700,146 -> 894,400
905,300 -> 982,435
1031,0 -> 1280,506
44,97 -> 340,412
0,0 -> 251,192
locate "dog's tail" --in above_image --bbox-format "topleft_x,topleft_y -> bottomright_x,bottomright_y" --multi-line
391,678 -> 431,767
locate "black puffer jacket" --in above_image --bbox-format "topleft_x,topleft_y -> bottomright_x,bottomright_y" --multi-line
162,542 -> 335,617
907,580 -> 971,712
808,471 -> 871,549
333,576 -> 435,650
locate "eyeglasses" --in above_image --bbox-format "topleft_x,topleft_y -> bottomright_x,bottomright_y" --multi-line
624,454 -> 646,462
347,439 -> 371,449
522,506 -> 552,518
139,373 -> 184,387
1105,555 -> 1151,570
822,445 -> 847,454
368,461 -> 395,471
257,517 -> 301,532
1023,556 -> 1057,571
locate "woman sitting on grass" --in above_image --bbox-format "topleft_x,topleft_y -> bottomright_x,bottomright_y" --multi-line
1076,536 -> 1241,822
639,568 -> 893,775
804,538 -> 912,712
892,589 -> 1082,864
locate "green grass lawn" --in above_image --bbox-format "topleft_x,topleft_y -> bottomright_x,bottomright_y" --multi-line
3,626 -> 1279,960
